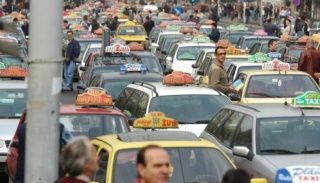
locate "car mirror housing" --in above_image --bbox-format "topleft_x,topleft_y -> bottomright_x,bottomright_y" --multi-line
233,146 -> 254,161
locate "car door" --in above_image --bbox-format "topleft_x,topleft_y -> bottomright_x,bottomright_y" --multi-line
92,147 -> 110,183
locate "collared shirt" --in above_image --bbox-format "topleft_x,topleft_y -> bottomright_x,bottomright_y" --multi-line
76,174 -> 90,182
208,61 -> 231,94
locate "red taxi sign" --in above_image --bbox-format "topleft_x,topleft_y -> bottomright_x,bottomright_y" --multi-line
133,112 -> 178,129
0,66 -> 27,78
262,59 -> 290,71
163,71 -> 193,85
79,33 -> 100,39
75,88 -> 113,106
253,30 -> 268,36
127,42 -> 144,51
105,43 -> 130,53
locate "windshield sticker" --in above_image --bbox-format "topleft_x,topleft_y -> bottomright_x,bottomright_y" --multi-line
278,80 -> 282,87
272,78 -> 278,82
15,113 -> 22,117
17,93 -> 24,98
0,98 -> 14,103
126,29 -> 135,33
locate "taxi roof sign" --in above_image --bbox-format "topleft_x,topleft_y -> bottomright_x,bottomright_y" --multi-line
192,35 -> 210,43
253,30 -> 268,36
120,64 -> 147,73
166,25 -> 180,31
226,24 -> 249,31
275,166 -> 320,183
292,91 -> 320,108
249,52 -> 272,62
105,43 -> 130,53
262,59 -> 290,71
75,88 -> 113,106
0,66 -> 27,78
133,112 -> 178,129
163,71 -> 193,85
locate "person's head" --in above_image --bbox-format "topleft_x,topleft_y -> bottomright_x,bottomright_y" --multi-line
63,20 -> 69,28
215,46 -> 227,64
60,136 -> 99,178
222,169 -> 250,183
268,39 -> 278,52
136,145 -> 170,183
145,16 -> 150,21
114,16 -> 118,21
267,18 -> 272,23
83,15 -> 88,21
66,30 -> 74,41
284,18 -> 291,27
13,17 -> 18,23
212,22 -> 217,28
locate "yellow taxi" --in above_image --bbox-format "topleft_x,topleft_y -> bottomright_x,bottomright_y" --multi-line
115,21 -> 148,46
231,59 -> 320,104
90,112 -> 236,183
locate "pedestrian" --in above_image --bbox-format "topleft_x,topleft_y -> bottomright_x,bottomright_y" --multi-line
267,39 -> 278,53
263,18 -> 280,36
63,20 -> 71,30
209,22 -> 220,43
298,39 -> 320,83
282,18 -> 292,36
222,169 -> 250,183
56,136 -> 99,183
136,145 -> 171,183
109,16 -> 119,31
134,10 -> 144,24
103,13 -> 113,28
80,15 -> 90,30
208,46 -> 237,95
143,16 -> 154,36
63,30 -> 80,91
89,18 -> 100,33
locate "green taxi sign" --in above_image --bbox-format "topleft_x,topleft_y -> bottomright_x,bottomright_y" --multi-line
0,62 -> 5,69
248,52 -> 271,62
226,24 -> 249,31
192,36 -> 210,43
166,25 -> 180,31
292,91 -> 320,108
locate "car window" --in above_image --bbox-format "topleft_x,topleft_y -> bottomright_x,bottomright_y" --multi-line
205,109 -> 232,135
89,75 -> 101,87
134,92 -> 149,118
204,60 -> 213,76
249,43 -> 260,55
198,57 -> 211,73
169,44 -> 179,58
122,90 -> 143,118
116,88 -> 136,110
0,88 -> 27,118
176,46 -> 213,61
93,149 -> 109,183
227,65 -> 236,82
233,115 -> 253,150
118,26 -> 145,35
214,111 -> 244,147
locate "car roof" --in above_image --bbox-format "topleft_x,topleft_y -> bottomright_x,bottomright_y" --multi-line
95,131 -> 220,150
60,104 -> 126,116
99,72 -> 163,80
129,82 -> 224,96
230,61 -> 263,67
240,70 -> 310,75
177,42 -> 215,46
240,36 -> 279,39
225,103 -> 320,118
0,80 -> 27,88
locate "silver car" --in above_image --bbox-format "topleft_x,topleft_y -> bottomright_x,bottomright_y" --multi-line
0,80 -> 27,172
200,103 -> 320,183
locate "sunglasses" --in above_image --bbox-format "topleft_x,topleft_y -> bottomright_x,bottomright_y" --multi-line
217,52 -> 227,56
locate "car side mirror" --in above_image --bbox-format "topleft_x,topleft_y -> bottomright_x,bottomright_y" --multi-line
192,64 -> 199,68
164,68 -> 173,75
151,43 -> 159,48
229,93 -> 241,101
161,51 -> 166,55
166,56 -> 172,63
232,146 -> 254,161
10,140 -> 19,148
197,70 -> 204,75
80,66 -> 87,71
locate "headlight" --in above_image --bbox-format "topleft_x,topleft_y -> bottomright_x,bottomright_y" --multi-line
0,139 -> 4,148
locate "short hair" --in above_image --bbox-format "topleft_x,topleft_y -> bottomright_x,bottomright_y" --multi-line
268,39 -> 277,48
215,46 -> 226,55
13,18 -> 18,22
66,30 -> 73,35
60,136 -> 92,177
136,144 -> 163,166
222,169 -> 250,183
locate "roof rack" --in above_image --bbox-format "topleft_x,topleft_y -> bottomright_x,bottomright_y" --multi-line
131,81 -> 159,96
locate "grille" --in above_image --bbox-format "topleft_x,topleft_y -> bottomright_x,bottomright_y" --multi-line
5,140 -> 10,148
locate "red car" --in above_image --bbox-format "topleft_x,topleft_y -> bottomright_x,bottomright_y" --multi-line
6,89 -> 129,181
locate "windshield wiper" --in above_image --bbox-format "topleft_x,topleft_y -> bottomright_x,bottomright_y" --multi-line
260,149 -> 299,154
301,149 -> 320,154
193,120 -> 210,124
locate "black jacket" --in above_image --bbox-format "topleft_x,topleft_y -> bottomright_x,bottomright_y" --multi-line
66,39 -> 80,61
209,28 -> 220,43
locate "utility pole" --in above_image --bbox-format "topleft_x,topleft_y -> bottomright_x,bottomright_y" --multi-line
25,0 -> 63,182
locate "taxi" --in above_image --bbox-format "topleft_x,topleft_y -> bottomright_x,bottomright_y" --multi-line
150,25 -> 182,54
115,72 -> 231,136
165,35 -> 215,74
115,21 -> 148,46
0,66 -> 27,173
227,61 -> 262,83
90,113 -> 236,183
201,92 -> 320,183
231,58 -> 320,104
6,88 -> 130,181
236,35 -> 279,51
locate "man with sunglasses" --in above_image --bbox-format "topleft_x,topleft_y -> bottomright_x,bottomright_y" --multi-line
208,46 -> 237,95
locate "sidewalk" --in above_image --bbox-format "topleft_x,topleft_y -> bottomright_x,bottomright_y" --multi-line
219,17 -> 263,30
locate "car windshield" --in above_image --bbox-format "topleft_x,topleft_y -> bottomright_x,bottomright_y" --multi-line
79,40 -> 101,52
224,58 -> 248,69
0,56 -> 26,68
176,46 -> 213,60
149,29 -> 160,41
113,147 -> 233,183
287,49 -> 303,61
245,75 -> 319,98
257,116 -> 320,154
199,27 -> 212,35
82,47 -> 100,64
228,33 -> 251,44
60,114 -> 128,139
118,26 -> 145,35
238,66 -> 262,74
0,89 -> 26,118
149,95 -> 230,124
243,38 -> 276,50
102,77 -> 162,99
161,38 -> 183,52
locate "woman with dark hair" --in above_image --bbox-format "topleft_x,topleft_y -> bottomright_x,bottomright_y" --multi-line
283,18 -> 292,35
222,169 -> 250,183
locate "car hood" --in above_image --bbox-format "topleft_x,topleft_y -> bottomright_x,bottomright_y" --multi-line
261,154 -> 320,172
0,119 -> 20,140
172,60 -> 196,74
